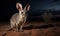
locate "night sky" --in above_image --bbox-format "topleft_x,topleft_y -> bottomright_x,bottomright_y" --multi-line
0,0 -> 60,22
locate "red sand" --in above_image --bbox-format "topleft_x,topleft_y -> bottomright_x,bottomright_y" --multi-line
0,27 -> 60,36
0,22 -> 60,36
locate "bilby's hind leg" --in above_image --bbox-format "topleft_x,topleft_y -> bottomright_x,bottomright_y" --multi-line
11,24 -> 13,29
11,23 -> 18,32
10,24 -> 15,31
20,25 -> 23,32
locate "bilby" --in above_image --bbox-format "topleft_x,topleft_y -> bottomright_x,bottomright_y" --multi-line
2,2 -> 30,36
10,2 -> 30,32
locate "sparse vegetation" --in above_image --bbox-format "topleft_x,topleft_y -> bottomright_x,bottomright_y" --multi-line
42,10 -> 53,24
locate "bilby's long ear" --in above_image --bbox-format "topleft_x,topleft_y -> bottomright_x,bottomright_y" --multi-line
16,2 -> 22,10
24,4 -> 30,11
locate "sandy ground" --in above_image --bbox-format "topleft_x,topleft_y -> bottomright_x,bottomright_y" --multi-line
0,21 -> 60,36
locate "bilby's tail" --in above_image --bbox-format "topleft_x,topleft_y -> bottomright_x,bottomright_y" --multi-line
2,28 -> 12,36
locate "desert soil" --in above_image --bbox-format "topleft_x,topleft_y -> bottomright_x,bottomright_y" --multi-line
0,21 -> 60,36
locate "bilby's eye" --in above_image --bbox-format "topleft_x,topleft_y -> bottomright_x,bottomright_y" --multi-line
21,12 -> 23,14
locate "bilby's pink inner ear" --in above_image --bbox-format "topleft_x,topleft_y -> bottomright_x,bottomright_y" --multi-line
16,2 -> 22,10
24,4 -> 30,11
